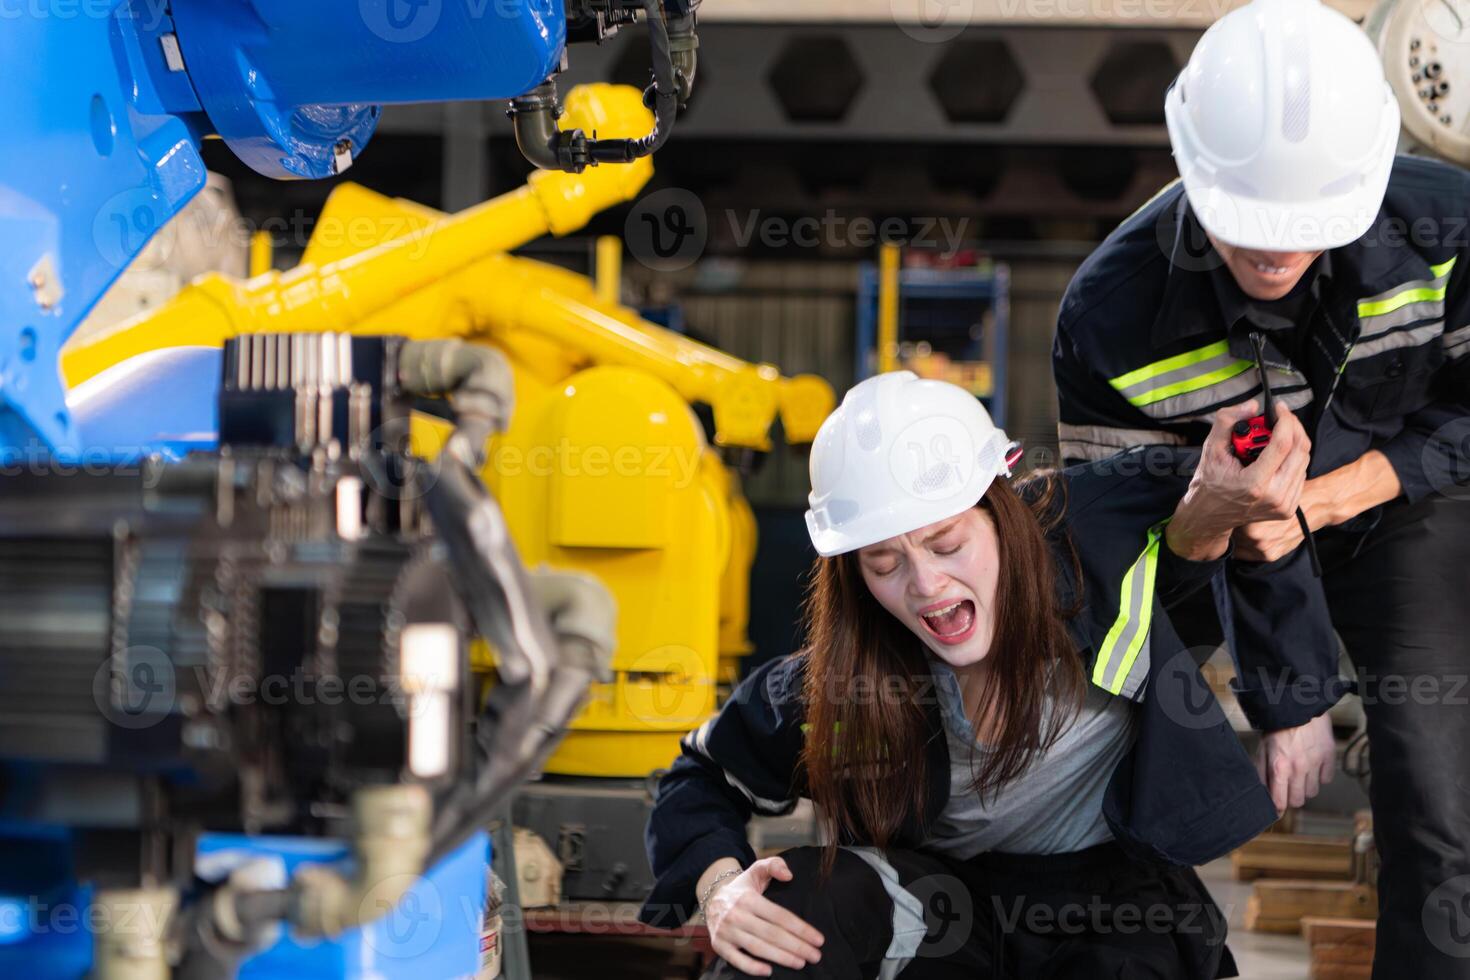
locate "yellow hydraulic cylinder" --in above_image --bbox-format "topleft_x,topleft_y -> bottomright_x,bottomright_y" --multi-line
260,183 -> 834,453
62,84 -> 655,388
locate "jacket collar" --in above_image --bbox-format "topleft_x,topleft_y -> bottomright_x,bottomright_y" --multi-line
1150,197 -> 1336,349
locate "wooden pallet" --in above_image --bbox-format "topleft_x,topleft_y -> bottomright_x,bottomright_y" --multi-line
1304,916 -> 1375,980
1244,879 -> 1375,934
1232,833 -> 1355,882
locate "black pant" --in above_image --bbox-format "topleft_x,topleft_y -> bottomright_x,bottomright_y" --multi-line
1176,495 -> 1470,977
1316,495 -> 1470,978
703,843 -> 1234,980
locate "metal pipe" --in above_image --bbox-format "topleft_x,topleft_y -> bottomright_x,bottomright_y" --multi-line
397,340 -> 515,468
289,785 -> 433,939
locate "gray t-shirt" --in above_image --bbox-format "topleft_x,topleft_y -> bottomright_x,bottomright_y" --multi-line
922,661 -> 1136,858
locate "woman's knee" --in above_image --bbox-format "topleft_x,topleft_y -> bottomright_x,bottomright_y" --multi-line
762,847 -> 897,939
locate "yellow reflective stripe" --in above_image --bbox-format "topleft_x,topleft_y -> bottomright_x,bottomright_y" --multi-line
1129,359 -> 1252,408
1091,523 -> 1165,696
1358,257 -> 1456,319
1358,285 -> 1450,319
1108,532 -> 1161,695
1108,340 -> 1231,392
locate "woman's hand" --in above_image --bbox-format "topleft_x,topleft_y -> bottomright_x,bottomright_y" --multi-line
702,856 -> 825,976
1167,401 -> 1312,562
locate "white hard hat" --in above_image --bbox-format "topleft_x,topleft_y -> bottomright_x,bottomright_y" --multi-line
804,371 -> 1017,558
1165,0 -> 1400,252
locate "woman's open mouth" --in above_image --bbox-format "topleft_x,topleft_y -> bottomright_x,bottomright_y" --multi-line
918,599 -> 977,645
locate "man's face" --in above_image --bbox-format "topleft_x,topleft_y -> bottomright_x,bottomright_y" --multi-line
1208,233 -> 1323,301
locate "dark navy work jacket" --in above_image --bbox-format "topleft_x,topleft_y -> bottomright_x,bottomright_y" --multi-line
1054,155 -> 1470,731
640,452 -> 1278,928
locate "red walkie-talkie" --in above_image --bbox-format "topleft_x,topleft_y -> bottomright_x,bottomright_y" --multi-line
1230,336 -> 1275,462
1231,332 -> 1322,576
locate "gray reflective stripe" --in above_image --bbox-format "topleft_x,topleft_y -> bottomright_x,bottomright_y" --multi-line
1173,385 -> 1312,424
1112,348 -> 1244,404
1091,521 -> 1166,700
1346,320 -> 1444,362
1443,323 -> 1470,359
845,847 -> 928,978
1357,298 -> 1445,338
683,721 -> 795,816
1057,423 -> 1188,461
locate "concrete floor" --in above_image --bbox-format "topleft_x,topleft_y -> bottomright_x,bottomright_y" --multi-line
1199,857 -> 1312,980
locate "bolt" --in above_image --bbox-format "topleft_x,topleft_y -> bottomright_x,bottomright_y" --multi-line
332,140 -> 354,176
1412,37 -> 1421,50
1412,56 -> 1421,68
1443,115 -> 1453,125
1438,80 -> 1450,95
1427,61 -> 1443,79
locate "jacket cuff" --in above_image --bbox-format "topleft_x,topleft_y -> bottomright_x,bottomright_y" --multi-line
639,832 -> 755,929
1230,671 -> 1350,732
1377,428 -> 1435,505
1157,533 -> 1231,607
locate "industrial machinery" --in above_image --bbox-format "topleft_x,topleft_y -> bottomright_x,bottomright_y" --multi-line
61,143 -> 834,903
0,1 -> 713,976
1367,0 -> 1470,167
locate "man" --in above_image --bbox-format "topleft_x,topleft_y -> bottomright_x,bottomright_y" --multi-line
1052,0 -> 1470,975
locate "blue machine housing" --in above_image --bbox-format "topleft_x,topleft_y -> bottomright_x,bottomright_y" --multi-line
0,0 -> 565,459
170,0 -> 564,180
0,824 -> 489,979
1,2 -> 572,974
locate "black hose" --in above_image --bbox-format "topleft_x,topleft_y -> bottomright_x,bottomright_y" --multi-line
590,0 -> 679,162
509,0 -> 683,171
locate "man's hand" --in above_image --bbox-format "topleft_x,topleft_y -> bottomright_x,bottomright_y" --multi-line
1257,713 -> 1337,813
702,856 -> 824,976
1234,450 -> 1403,562
1166,401 -> 1313,562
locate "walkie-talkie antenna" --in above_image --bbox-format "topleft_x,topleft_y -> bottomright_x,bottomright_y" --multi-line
1251,331 -> 1277,426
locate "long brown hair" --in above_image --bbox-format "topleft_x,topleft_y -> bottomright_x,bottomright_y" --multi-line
799,473 -> 1085,865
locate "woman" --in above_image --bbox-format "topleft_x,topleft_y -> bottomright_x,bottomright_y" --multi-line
640,371 -> 1313,979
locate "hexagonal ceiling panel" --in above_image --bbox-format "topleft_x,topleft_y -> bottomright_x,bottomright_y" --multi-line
928,39 -> 1025,125
767,36 -> 865,124
1090,40 -> 1180,126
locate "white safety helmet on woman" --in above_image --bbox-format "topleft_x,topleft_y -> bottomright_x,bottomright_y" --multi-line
804,371 -> 1019,558
1165,0 -> 1400,252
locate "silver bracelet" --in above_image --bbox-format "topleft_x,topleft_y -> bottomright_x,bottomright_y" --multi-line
698,868 -> 743,918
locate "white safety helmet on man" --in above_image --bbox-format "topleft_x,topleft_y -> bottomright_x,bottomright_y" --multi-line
1165,0 -> 1400,252
804,371 -> 1018,558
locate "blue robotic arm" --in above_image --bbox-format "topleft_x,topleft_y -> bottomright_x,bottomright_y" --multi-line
0,3 -> 683,976
0,0 -> 693,458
